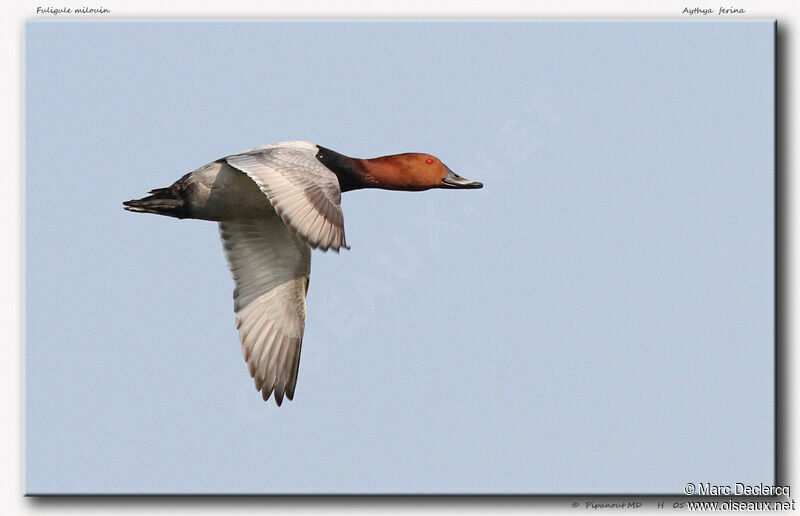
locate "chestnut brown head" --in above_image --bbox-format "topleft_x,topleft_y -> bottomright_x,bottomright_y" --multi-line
360,153 -> 483,191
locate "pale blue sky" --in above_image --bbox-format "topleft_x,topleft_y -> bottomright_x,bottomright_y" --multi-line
25,20 -> 774,494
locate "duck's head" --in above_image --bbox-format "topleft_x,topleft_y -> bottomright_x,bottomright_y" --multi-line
359,153 -> 483,191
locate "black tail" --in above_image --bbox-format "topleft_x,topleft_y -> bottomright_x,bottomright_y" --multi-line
123,177 -> 190,219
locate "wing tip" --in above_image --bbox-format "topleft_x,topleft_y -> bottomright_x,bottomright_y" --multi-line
309,240 -> 350,253
256,385 -> 290,406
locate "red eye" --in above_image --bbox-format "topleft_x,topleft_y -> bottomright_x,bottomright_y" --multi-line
425,159 -> 433,165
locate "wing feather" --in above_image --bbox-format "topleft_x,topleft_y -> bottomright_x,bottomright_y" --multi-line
225,142 -> 349,252
219,216 -> 311,405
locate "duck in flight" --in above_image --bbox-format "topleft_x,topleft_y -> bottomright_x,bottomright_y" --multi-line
123,141 -> 482,405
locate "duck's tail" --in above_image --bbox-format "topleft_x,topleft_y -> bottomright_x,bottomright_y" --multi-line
123,176 -> 190,219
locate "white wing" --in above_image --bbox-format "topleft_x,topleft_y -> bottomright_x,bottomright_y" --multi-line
219,215 -> 311,405
225,141 -> 348,252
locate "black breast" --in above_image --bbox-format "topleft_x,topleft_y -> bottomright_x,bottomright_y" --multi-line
315,145 -> 366,192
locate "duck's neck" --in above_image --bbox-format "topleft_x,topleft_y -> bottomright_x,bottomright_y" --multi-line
315,145 -> 374,192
